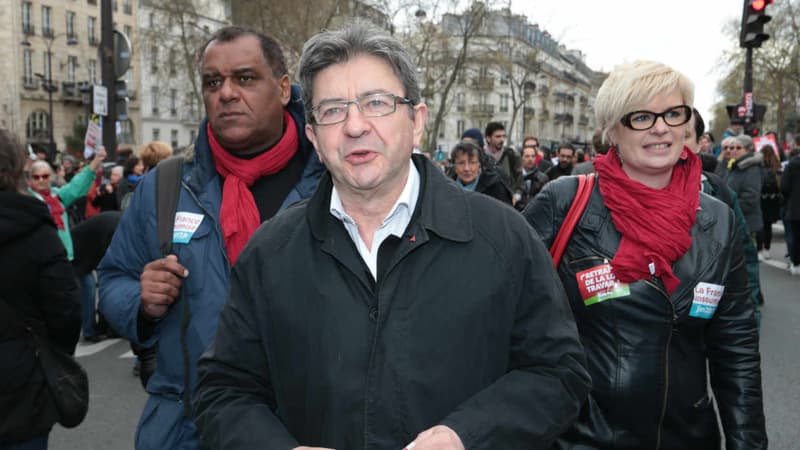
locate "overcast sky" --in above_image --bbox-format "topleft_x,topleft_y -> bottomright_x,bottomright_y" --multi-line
515,0 -> 742,125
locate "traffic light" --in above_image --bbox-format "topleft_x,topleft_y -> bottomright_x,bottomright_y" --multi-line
115,79 -> 129,121
740,0 -> 774,48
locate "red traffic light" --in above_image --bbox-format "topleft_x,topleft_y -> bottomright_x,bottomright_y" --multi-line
750,0 -> 774,11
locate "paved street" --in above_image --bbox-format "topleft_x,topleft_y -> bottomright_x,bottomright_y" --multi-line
48,226 -> 800,449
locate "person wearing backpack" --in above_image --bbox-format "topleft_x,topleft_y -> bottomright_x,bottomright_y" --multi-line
97,26 -> 325,450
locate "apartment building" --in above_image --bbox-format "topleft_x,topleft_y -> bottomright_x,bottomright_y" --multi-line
1,0 -> 140,159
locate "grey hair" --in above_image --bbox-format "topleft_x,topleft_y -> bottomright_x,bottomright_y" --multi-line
297,21 -> 420,124
30,160 -> 54,174
733,134 -> 754,151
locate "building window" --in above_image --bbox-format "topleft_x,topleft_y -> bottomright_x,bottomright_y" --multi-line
26,111 -> 49,140
189,130 -> 197,146
88,59 -> 97,83
67,56 -> 78,82
149,13 -> 155,28
171,129 -> 179,149
187,93 -> 197,119
66,11 -> 76,40
152,128 -> 160,141
456,92 -> 465,111
42,51 -> 51,81
150,46 -> 158,73
169,50 -> 176,75
457,120 -> 465,138
88,17 -> 97,44
41,6 -> 52,37
151,86 -> 159,115
123,0 -> 132,14
22,2 -> 33,33
23,50 -> 33,84
500,94 -> 509,112
170,89 -> 177,116
124,25 -> 132,40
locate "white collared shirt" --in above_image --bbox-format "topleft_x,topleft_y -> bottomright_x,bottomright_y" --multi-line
329,159 -> 420,280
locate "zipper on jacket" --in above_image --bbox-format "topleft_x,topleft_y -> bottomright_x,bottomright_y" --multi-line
654,280 -> 677,450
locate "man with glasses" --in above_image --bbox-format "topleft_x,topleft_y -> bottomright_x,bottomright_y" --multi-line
97,26 -> 324,450
194,22 -> 590,450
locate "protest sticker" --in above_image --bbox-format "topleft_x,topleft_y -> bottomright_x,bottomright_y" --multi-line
576,264 -> 630,306
689,282 -> 724,319
173,212 -> 204,244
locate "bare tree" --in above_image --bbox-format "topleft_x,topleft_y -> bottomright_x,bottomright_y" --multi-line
401,1 -> 490,151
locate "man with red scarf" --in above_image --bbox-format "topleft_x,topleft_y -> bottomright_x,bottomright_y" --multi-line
97,26 -> 325,450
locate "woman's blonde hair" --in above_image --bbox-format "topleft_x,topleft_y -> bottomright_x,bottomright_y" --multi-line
139,141 -> 173,170
595,60 -> 694,145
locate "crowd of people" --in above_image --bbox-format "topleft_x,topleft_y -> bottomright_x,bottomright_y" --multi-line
7,18 -> 800,450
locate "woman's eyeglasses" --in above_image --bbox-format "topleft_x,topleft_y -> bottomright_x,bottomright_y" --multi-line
31,174 -> 50,181
620,105 -> 692,131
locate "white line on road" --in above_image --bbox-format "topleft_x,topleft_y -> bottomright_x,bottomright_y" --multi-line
119,350 -> 135,359
75,338 -> 122,357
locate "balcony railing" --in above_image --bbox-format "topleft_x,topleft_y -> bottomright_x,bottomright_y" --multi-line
469,104 -> 495,116
123,4 -> 133,14
22,76 -> 38,89
89,36 -> 99,46
62,81 -> 83,100
470,76 -> 494,90
67,33 -> 78,44
42,27 -> 54,38
523,107 -> 535,117
23,24 -> 35,35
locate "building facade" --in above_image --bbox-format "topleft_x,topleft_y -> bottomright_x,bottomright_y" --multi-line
424,7 -> 606,154
1,0 -> 140,160
136,0 -> 229,150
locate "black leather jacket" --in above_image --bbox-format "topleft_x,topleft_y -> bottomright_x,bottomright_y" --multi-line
524,176 -> 766,450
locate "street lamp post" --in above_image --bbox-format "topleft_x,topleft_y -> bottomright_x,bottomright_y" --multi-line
21,33 -> 77,160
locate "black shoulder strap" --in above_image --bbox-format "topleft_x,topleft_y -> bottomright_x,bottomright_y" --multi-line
155,156 -> 184,256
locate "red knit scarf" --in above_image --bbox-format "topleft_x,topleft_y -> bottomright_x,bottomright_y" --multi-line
207,110 -> 298,265
592,147 -> 701,295
32,188 -> 65,230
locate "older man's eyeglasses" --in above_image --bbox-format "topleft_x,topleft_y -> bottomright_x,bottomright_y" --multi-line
311,93 -> 415,125
620,105 -> 692,131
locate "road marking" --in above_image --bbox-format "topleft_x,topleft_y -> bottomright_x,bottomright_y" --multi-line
119,350 -> 135,359
762,259 -> 790,272
75,338 -> 122,357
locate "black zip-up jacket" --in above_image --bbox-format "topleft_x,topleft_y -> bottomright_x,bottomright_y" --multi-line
194,155 -> 591,449
0,192 -> 80,444
524,176 -> 766,450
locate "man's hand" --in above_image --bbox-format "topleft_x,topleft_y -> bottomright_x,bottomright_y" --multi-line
89,145 -> 107,171
140,254 -> 188,318
404,425 -> 465,450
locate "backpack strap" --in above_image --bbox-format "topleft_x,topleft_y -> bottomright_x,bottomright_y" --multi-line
549,174 -> 596,267
155,156 -> 184,256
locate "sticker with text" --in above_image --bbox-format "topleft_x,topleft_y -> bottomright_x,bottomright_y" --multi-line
172,212 -> 204,244
576,264 -> 630,306
689,282 -> 725,319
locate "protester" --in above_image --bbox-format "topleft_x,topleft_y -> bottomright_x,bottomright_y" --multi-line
783,147 -> 800,275
193,22 -> 590,449
97,26 -> 325,450
546,143 -> 577,180
758,145 -> 782,260
517,140 -> 549,210
484,121 -> 523,204
451,141 -> 512,205
525,60 -> 766,449
27,148 -> 106,261
0,129 -> 81,449
138,141 -> 174,171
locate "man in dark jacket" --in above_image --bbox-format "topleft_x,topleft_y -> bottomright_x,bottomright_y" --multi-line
97,26 -> 325,450
784,148 -> 800,275
546,143 -> 577,180
517,142 -> 549,210
722,134 -> 764,237
484,121 -> 523,205
194,22 -> 590,450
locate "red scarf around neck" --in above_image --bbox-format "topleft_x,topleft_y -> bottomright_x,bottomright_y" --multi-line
207,110 -> 298,265
32,188 -> 65,230
592,147 -> 701,295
